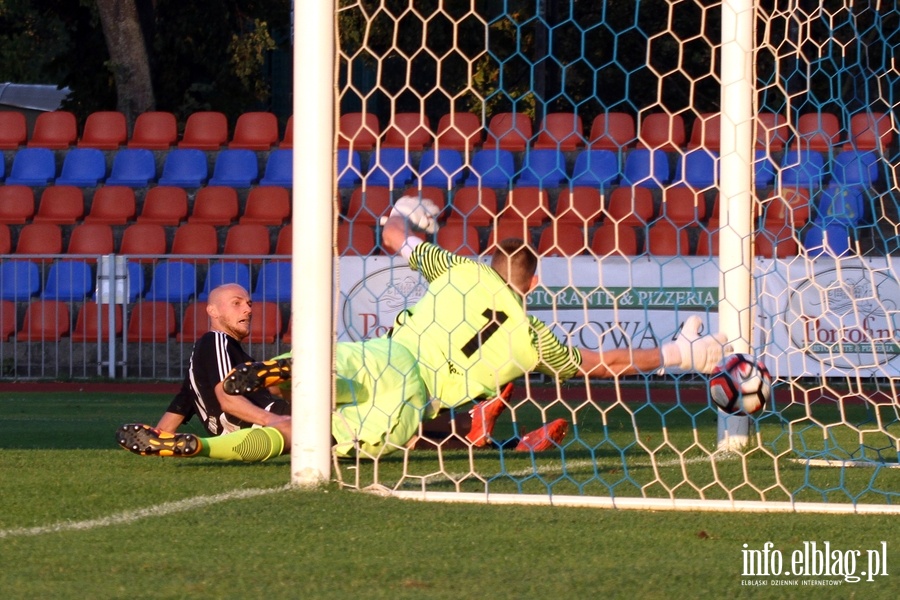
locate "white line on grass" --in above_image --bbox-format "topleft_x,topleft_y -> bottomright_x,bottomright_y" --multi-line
0,485 -> 292,539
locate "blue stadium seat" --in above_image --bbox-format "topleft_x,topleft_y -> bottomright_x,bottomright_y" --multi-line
251,261 -> 292,303
517,149 -> 568,187
55,148 -> 107,187
41,260 -> 94,301
365,147 -> 414,188
5,148 -> 56,186
0,261 -> 41,301
337,149 -> 362,187
417,149 -> 465,188
464,148 -> 516,188
208,149 -> 259,187
754,150 -> 777,188
106,149 -> 157,187
143,261 -> 197,303
779,149 -> 826,189
831,150 -> 879,187
197,261 -> 252,301
802,222 -> 852,257
673,148 -> 718,188
814,185 -> 866,226
126,261 -> 146,302
621,148 -> 670,188
570,149 -> 619,188
259,149 -> 293,187
158,148 -> 209,188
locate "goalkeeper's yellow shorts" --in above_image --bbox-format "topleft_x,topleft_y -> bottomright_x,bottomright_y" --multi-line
331,337 -> 428,458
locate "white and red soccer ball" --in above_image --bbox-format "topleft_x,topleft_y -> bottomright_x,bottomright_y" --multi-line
709,353 -> 772,416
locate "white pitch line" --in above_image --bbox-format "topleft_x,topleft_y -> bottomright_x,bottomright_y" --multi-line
0,485 -> 291,539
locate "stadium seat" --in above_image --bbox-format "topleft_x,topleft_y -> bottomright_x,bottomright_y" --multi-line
0,185 -> 35,224
251,261 -> 292,302
687,113 -> 721,150
555,187 -> 603,226
763,187 -> 811,229
33,186 -> 84,224
364,147 -> 414,188
128,111 -> 178,150
382,112 -> 433,150
239,186 -> 290,225
84,186 -> 136,224
338,112 -> 380,151
188,186 -> 239,225
17,300 -> 70,341
71,302 -> 123,342
621,148 -> 670,188
791,112 -> 841,152
78,111 -> 127,150
282,316 -> 292,344
337,222 -> 377,256
533,112 -> 585,151
754,149 -> 777,188
120,223 -> 167,262
0,260 -> 41,301
55,148 -> 107,187
605,186 -> 655,225
0,111 -> 27,149
436,222 -> 481,256
279,115 -> 294,148
0,300 -> 16,341
588,112 -> 636,151
484,112 -> 533,151
831,150 -> 879,187
158,148 -> 208,188
229,111 -> 279,150
144,261 -> 197,302
756,112 -> 789,151
126,301 -> 176,343
259,149 -> 293,187
14,223 -> 62,260
246,301 -> 283,344
106,148 -> 157,187
636,112 -> 686,151
814,185 -> 865,226
0,224 -> 8,254
485,218 -> 535,251
517,149 -> 568,188
274,225 -> 292,256
538,222 -> 589,257
645,221 -> 691,256
345,186 -> 392,225
660,186 -> 706,226
67,223 -> 115,257
223,224 -> 271,257
5,148 -> 57,186
197,261 -> 253,301
464,148 -> 516,188
417,149 -> 465,188
178,111 -> 229,150
445,187 -> 497,226
175,301 -> 209,343
500,187 -> 551,226
171,223 -> 219,256
337,149 -> 363,187
41,260 -> 94,301
136,186 -> 188,225
208,149 -> 259,187
755,225 -> 799,259
779,149 -> 826,189
845,111 -> 893,152
802,222 -> 852,257
673,148 -> 718,189
124,261 -> 146,302
435,112 -> 483,151
570,149 -> 619,188
27,110 -> 77,149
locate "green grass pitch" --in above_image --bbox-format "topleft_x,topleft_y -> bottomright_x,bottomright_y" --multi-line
1,390 -> 897,599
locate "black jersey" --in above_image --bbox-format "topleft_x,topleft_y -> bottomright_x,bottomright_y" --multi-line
165,331 -> 289,436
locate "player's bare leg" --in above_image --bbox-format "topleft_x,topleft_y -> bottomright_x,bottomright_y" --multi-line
223,357 -> 292,395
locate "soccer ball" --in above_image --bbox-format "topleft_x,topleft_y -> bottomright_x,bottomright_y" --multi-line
709,354 -> 772,415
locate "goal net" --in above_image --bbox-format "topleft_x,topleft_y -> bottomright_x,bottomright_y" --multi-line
302,0 -> 900,513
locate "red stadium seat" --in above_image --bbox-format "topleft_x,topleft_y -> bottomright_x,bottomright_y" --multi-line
175,301 -> 209,343
84,186 -> 136,224
604,186 -> 655,226
171,223 -> 219,256
188,186 -> 239,225
336,222 -> 376,256
637,112 -> 686,151
275,225 -> 292,256
436,222 -> 481,256
687,113 -> 720,151
484,112 -> 533,151
223,224 -> 271,256
0,111 -> 28,150
229,111 -> 279,150
1,300 -> 16,341
755,112 -> 789,151
239,186 -> 291,225
445,187 -> 497,226
591,222 -> 639,256
382,112 -> 433,150
791,112 -> 841,152
538,223 -> 589,257
119,223 -> 167,262
499,187 -> 551,226
78,111 -> 127,149
127,301 -> 176,342
338,112 -> 380,151
32,186 -> 84,224
137,186 -> 188,225
845,111 -> 894,152
128,111 -> 178,150
14,223 -> 62,260
71,302 -> 123,342
660,186 -> 706,226
27,111 -> 77,149
17,300 -> 70,341
555,187 -> 603,226
435,112 -> 483,151
279,115 -> 294,149
0,185 -> 35,224
344,186 -> 392,225
533,112 -> 585,151
588,113 -> 636,151
67,223 -> 115,257
246,301 -> 283,344
178,111 -> 229,150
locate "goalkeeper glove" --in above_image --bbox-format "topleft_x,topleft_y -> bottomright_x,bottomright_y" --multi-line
379,195 -> 441,234
661,315 -> 731,374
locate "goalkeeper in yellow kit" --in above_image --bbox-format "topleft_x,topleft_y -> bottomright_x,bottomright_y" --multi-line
118,195 -> 730,461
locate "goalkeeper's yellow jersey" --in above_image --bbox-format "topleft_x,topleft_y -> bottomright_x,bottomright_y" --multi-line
389,242 -> 582,414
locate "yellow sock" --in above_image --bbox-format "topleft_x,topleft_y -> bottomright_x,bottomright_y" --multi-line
201,427 -> 285,462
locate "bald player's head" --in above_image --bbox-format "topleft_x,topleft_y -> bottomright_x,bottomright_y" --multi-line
206,283 -> 252,340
